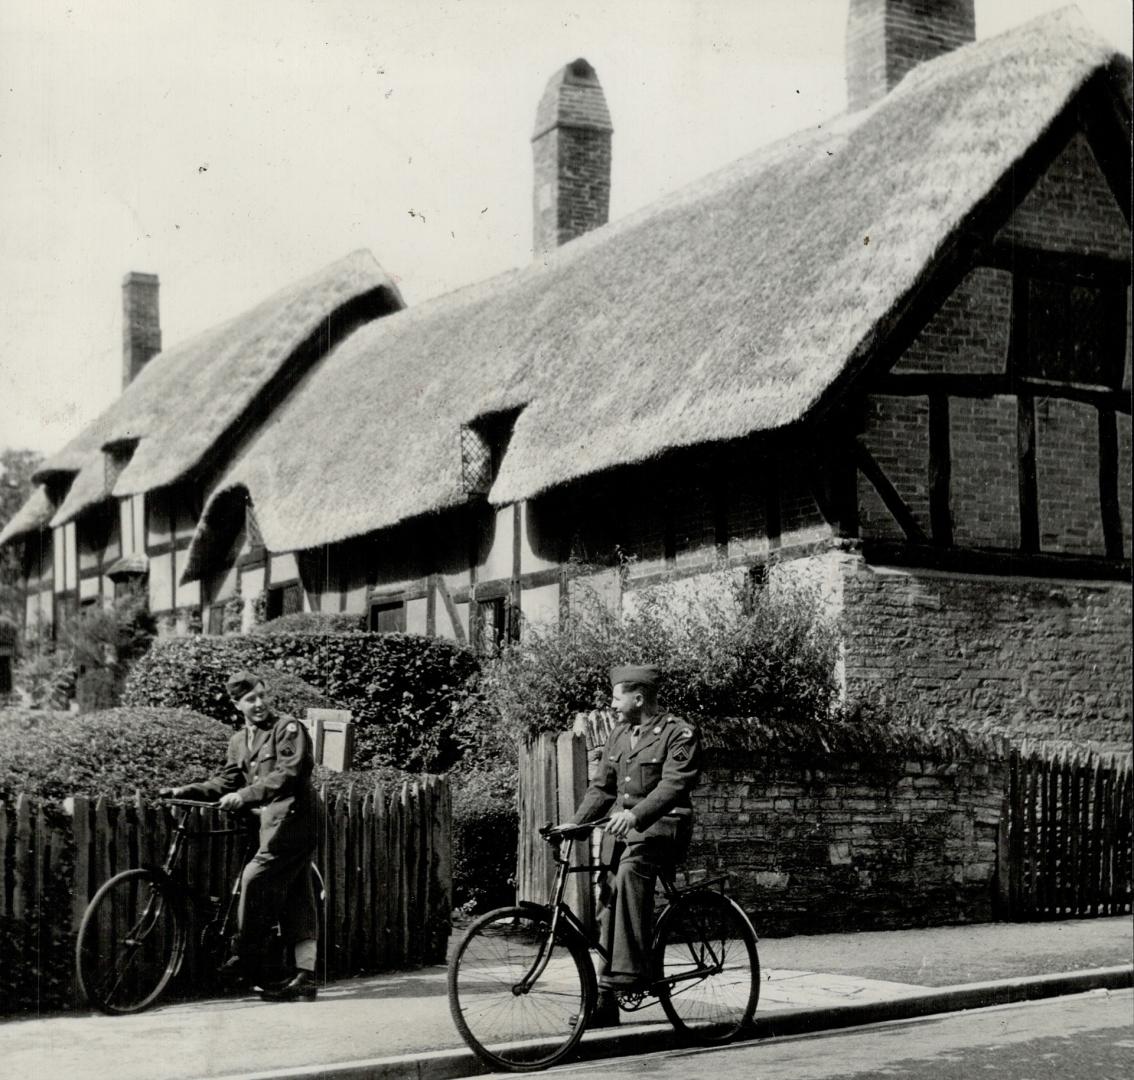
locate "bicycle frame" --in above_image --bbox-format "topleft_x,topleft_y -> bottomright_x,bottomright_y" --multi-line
527,821 -> 734,997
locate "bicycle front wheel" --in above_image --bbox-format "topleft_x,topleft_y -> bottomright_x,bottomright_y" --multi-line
76,868 -> 187,1014
654,891 -> 759,1044
448,906 -> 595,1072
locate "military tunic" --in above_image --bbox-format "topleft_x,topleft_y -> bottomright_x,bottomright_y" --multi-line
178,713 -> 318,957
572,713 -> 702,981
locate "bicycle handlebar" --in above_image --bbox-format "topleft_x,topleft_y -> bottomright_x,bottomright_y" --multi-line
161,797 -> 245,813
539,817 -> 611,843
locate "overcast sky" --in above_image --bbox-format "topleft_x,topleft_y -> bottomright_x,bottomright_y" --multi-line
1,0 -> 1129,458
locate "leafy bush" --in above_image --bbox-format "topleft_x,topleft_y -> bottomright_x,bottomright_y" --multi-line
449,682 -> 519,912
0,707 -> 229,804
122,632 -> 480,772
14,646 -> 76,710
253,612 -> 367,635
480,569 -> 985,761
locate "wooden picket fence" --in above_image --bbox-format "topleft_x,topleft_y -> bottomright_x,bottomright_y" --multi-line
516,731 -> 592,927
1001,749 -> 1132,920
0,778 -> 451,1010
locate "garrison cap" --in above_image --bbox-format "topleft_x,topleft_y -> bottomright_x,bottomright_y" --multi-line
225,670 -> 264,700
610,664 -> 660,688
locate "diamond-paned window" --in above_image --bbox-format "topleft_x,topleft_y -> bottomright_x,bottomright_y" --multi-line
460,425 -> 493,495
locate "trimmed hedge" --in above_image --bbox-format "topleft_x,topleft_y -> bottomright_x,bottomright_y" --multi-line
253,612 -> 367,635
0,707 -> 230,804
122,632 -> 480,773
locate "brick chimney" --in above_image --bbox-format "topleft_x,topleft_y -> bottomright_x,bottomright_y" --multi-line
846,0 -> 975,111
122,271 -> 161,388
532,58 -> 612,257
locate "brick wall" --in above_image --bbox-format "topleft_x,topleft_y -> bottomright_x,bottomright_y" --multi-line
689,748 -> 1003,933
894,266 -> 1011,375
840,554 -> 1132,752
1035,397 -> 1106,556
859,394 -> 931,540
996,133 -> 1130,260
948,395 -> 1020,548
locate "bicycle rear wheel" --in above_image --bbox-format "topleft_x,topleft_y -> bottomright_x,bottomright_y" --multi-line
76,868 -> 187,1014
654,891 -> 759,1044
448,905 -> 595,1072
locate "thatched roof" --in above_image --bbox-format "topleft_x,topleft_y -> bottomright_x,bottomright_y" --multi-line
0,485 -> 53,547
184,9 -> 1127,571
6,250 -> 402,542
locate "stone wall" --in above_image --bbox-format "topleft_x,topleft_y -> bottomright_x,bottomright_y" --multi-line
841,555 -> 1132,752
687,748 -> 1004,935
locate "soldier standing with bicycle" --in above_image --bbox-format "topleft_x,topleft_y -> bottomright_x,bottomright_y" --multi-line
160,670 -> 320,1001
567,664 -> 702,1022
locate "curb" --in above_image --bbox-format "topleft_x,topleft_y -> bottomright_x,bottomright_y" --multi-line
202,965 -> 1133,1080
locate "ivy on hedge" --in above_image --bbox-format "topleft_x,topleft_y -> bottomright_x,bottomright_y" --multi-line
122,632 -> 480,773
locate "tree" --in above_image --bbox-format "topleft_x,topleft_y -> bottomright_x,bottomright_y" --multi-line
0,448 -> 44,625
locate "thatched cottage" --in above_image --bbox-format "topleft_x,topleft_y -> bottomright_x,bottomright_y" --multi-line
3,3 -> 1130,745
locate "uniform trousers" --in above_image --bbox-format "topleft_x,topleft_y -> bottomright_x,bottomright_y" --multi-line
237,848 -> 319,959
600,816 -> 691,980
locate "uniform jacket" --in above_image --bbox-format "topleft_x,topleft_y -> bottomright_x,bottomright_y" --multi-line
572,713 -> 702,836
179,713 -> 317,856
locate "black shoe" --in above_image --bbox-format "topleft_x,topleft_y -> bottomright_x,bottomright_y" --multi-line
590,991 -> 622,1027
570,991 -> 621,1028
259,970 -> 317,1002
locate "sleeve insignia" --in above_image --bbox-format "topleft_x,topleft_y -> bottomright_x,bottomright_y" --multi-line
673,745 -> 691,761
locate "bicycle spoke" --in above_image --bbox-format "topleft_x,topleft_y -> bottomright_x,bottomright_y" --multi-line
656,892 -> 759,1045
449,907 -> 592,1071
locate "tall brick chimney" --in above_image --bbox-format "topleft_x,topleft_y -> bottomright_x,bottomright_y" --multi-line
532,58 -> 612,257
846,0 -> 975,111
122,271 -> 161,388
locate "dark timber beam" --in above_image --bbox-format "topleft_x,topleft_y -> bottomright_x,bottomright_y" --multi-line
854,438 -> 930,544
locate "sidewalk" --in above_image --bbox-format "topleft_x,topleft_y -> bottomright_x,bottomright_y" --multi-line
1,917 -> 1130,1080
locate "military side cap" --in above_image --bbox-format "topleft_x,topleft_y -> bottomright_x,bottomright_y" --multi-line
610,664 -> 660,687
226,670 -> 263,700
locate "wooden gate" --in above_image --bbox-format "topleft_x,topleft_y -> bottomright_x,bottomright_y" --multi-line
1001,749 -> 1132,920
515,731 -> 592,929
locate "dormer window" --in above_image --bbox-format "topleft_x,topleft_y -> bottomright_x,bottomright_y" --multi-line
460,408 -> 522,497
103,437 -> 140,494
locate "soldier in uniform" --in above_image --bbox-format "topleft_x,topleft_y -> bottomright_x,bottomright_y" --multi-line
568,664 -> 702,1020
161,671 -> 320,1001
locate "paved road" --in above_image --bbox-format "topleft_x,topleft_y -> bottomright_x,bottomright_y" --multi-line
540,989 -> 1134,1080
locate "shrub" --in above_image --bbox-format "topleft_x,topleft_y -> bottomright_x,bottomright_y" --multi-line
253,612 -> 367,635
14,647 -> 76,710
122,632 -> 480,773
0,707 -> 230,804
480,569 -> 985,762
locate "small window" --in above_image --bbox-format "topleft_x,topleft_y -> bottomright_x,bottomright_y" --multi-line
369,600 -> 406,634
1026,278 -> 1125,387
476,595 -> 518,653
266,582 -> 303,621
207,604 -> 225,636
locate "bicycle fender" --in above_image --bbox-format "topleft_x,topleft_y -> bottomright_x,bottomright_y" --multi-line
652,891 -> 760,950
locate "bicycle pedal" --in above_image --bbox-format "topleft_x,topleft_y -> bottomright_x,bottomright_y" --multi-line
616,990 -> 648,1010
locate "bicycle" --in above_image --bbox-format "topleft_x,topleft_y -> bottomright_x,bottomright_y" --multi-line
447,818 -> 760,1072
75,798 -> 324,1015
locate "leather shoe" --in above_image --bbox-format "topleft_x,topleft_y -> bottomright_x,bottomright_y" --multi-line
590,991 -> 621,1027
260,970 -> 317,1002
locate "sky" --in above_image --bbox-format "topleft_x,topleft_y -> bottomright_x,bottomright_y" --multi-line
0,0 -> 1130,458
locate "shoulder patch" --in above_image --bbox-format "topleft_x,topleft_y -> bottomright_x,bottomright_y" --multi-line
680,728 -> 693,739
286,722 -> 297,734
